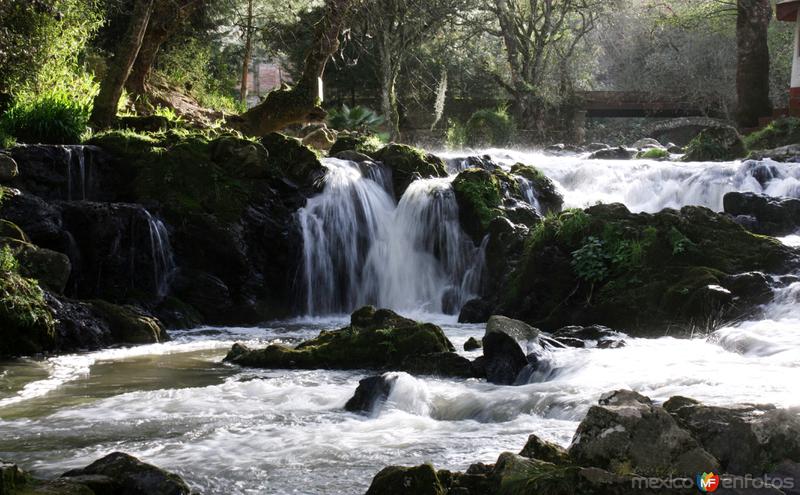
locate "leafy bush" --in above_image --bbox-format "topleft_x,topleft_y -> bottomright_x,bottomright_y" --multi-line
445,119 -> 467,149
743,117 -> 800,150
572,236 -> 610,283
328,105 -> 385,132
1,89 -> 91,144
465,107 -> 515,147
637,148 -> 669,159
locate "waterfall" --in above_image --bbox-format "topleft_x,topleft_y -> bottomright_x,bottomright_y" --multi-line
65,146 -> 87,201
144,212 -> 176,299
516,176 -> 542,214
297,158 -> 484,316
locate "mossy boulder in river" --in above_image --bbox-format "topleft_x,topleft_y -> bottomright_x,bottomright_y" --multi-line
491,203 -> 798,335
224,306 -> 456,370
683,126 -> 746,162
329,132 -> 384,157
373,144 -> 447,198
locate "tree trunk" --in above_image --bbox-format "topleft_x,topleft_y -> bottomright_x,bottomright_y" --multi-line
736,0 -> 772,128
379,37 -> 401,141
126,0 -> 200,98
232,0 -> 354,136
240,0 -> 254,104
91,0 -> 155,128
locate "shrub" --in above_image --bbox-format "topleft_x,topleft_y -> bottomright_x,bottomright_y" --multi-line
328,105 -> 385,133
637,148 -> 669,159
743,117 -> 800,150
465,107 -> 515,147
683,127 -> 746,162
445,118 -> 467,149
1,89 -> 91,144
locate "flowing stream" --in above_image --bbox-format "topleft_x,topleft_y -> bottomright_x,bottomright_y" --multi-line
1,151 -> 799,494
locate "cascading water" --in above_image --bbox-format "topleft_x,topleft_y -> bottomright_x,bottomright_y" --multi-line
144,212 -> 176,299
297,158 -> 484,315
65,146 -> 87,201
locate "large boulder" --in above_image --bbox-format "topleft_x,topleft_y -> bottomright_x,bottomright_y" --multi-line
568,390 -> 719,476
509,163 -> 563,215
683,126 -> 747,162
260,133 -> 326,190
329,132 -> 383,157
373,144 -> 447,198
90,300 -> 168,344
486,315 -> 539,343
519,434 -> 570,464
224,306 -> 455,370
482,331 -> 528,385
664,396 -> 800,475
61,452 -> 192,495
496,203 -> 798,335
724,192 -> 800,236
1,239 -> 71,294
0,255 -> 56,357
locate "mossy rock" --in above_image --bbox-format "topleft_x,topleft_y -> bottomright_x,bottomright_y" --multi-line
499,203 -> 797,335
452,168 -> 504,241
329,133 -> 383,157
224,306 -> 456,370
90,300 -> 168,345
260,132 -> 325,189
373,144 -> 448,198
509,163 -> 563,214
0,250 -> 55,357
636,148 -> 669,159
683,127 -> 746,162
743,117 -> 800,150
10,241 -> 71,294
365,464 -> 446,495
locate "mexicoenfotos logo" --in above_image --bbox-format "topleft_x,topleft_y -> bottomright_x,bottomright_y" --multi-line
696,472 -> 720,493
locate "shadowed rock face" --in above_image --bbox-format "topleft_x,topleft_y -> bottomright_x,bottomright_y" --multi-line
344,374 -> 398,414
724,191 -> 800,236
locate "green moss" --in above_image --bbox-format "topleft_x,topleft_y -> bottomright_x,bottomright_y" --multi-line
452,168 -> 504,239
90,300 -> 166,344
329,133 -> 385,156
374,144 -> 448,197
637,148 -> 669,159
0,245 -> 55,356
683,127 -> 746,162
743,117 -> 800,150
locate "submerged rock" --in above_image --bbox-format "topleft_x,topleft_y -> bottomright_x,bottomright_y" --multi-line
588,146 -> 635,160
365,464 -> 446,495
463,336 -> 482,351
550,325 -> 627,349
724,192 -> 800,236
224,306 -> 455,371
345,374 -> 398,414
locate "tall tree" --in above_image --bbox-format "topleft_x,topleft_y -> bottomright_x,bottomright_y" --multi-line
359,0 -> 469,141
483,0 -> 607,132
240,0 -> 255,103
231,0 -> 355,135
91,0 -> 155,127
736,0 -> 772,128
126,0 -> 203,97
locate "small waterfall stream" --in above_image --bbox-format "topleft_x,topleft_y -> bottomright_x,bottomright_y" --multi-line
297,158 -> 484,316
65,146 -> 87,201
144,212 -> 176,300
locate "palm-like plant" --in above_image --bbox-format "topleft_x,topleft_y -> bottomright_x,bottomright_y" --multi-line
327,105 -> 385,132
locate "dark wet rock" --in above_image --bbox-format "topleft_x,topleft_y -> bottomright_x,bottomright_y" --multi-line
260,133 -> 325,190
724,192 -> 800,236
334,150 -> 373,163
464,337 -> 482,351
683,126 -> 746,162
664,396 -> 800,475
365,464 -> 446,495
721,272 -> 773,307
519,434 -> 570,464
588,146 -> 635,160
551,325 -> 627,349
458,298 -> 493,323
748,144 -> 800,163
345,374 -> 398,414
209,136 -> 272,179
224,307 -> 455,370
328,133 -> 383,157
495,203 -> 797,335
171,269 -> 233,322
0,219 -> 27,242
62,452 -> 192,495
486,315 -> 539,342
401,352 -> 475,378
509,163 -> 563,215
482,331 -> 527,385
90,300 -> 168,344
445,155 -> 501,173
301,126 -> 336,152
1,459 -> 31,493
373,144 -> 447,198
3,240 -> 71,294
568,390 -> 719,476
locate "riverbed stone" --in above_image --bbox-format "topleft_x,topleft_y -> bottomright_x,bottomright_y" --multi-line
486,315 -> 539,342
724,192 -> 800,236
464,336 -> 482,351
588,146 -> 635,160
345,374 -> 398,414
225,307 -> 455,370
89,300 -> 168,344
61,452 -> 192,495
482,331 -> 528,385
568,390 -> 719,476
374,144 -> 447,198
365,464 -> 446,495
519,434 -> 570,464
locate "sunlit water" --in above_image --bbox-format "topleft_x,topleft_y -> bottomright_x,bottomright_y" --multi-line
2,151 -> 800,494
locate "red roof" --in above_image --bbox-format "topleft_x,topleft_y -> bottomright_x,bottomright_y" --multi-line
778,0 -> 800,22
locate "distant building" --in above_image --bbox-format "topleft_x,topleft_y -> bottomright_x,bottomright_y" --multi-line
244,58 -> 292,108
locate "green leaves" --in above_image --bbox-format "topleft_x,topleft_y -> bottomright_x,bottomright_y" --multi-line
327,105 -> 386,132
